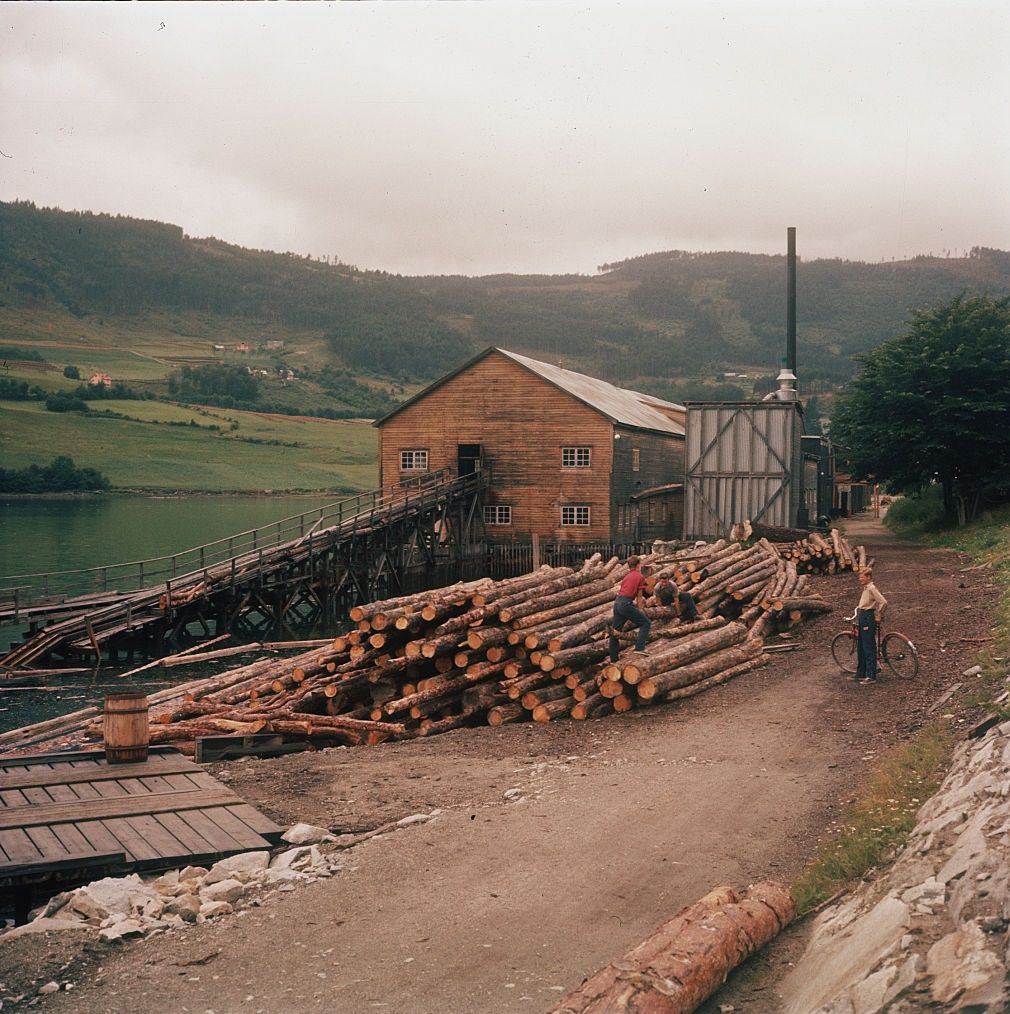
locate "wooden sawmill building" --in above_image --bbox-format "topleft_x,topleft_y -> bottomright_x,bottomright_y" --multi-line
374,347 -> 686,543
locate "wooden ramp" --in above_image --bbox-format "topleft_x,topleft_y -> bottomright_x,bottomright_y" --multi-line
0,746 -> 284,921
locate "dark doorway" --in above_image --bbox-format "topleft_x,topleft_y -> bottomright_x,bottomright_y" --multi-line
457,443 -> 482,476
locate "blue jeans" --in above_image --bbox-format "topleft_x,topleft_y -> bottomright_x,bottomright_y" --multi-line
609,596 -> 651,662
856,608 -> 878,679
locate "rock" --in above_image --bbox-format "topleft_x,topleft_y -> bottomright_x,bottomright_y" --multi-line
153,869 -> 180,888
200,878 -> 245,905
270,845 -> 324,871
883,955 -> 923,1007
396,812 -> 436,828
262,867 -> 306,885
963,665 -> 983,677
39,891 -> 72,918
163,894 -> 201,923
141,898 -> 165,921
178,865 -> 209,882
98,919 -> 145,943
80,874 -> 152,915
0,918 -> 98,941
199,900 -> 233,919
927,921 -> 1005,1005
38,982 -> 60,995
281,823 -> 333,845
204,852 -> 270,885
779,897 -> 910,1014
900,877 -> 945,912
66,893 -> 112,925
502,788 -> 524,802
850,963 -> 897,1014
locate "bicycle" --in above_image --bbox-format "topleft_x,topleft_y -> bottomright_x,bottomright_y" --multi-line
831,614 -> 919,679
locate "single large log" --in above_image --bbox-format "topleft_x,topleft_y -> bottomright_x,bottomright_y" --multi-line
539,641 -> 611,673
507,583 -> 615,629
637,640 -> 763,700
492,569 -> 600,620
619,622 -> 747,684
662,656 -> 766,701
549,881 -> 796,1014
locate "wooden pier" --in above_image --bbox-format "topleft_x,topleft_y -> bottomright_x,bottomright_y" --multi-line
0,746 -> 283,923
0,469 -> 484,671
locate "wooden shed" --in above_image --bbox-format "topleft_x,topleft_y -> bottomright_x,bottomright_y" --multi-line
374,347 -> 686,542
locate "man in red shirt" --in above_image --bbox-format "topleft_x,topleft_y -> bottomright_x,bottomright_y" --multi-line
608,555 -> 651,663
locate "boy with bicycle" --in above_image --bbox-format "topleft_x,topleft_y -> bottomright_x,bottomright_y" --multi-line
855,569 -> 888,683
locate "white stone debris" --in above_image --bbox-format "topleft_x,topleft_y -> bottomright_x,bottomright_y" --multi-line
281,823 -> 335,845
780,717 -> 1010,1013
2,834 -> 343,950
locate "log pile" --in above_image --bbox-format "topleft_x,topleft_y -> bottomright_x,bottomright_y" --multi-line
730,520 -> 867,575
73,540 -> 835,755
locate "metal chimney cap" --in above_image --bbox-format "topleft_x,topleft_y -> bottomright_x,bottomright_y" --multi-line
776,367 -> 799,402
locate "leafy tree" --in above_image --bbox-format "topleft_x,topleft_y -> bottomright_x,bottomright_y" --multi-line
63,365 -> 80,379
45,392 -> 90,413
831,293 -> 1010,524
0,456 -> 110,492
169,364 -> 261,404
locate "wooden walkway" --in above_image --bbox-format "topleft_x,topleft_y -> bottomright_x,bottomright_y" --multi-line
0,468 -> 484,670
0,746 -> 284,921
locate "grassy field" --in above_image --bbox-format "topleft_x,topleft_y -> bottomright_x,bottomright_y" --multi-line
0,400 -> 377,492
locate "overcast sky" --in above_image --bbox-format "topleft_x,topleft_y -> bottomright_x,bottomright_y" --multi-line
3,1 -> 1008,276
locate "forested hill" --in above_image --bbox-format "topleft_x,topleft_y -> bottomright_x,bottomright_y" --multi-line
3,200 -> 1009,391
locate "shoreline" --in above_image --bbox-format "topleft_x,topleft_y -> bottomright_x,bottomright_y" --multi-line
0,487 -> 364,501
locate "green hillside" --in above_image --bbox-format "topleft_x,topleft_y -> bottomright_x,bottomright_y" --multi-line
0,400 -> 376,492
4,201 -> 1010,399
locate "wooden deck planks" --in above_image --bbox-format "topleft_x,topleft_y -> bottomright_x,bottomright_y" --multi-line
0,748 -> 282,881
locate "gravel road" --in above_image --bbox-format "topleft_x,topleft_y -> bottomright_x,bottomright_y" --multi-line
4,515 -> 999,1013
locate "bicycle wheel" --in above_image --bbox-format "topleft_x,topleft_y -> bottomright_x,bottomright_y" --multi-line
882,633 -> 919,679
831,631 -> 858,674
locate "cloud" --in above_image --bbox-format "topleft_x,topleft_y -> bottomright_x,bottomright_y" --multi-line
2,1 -> 1008,274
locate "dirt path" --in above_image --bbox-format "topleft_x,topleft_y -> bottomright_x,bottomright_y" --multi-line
15,517 -> 999,1013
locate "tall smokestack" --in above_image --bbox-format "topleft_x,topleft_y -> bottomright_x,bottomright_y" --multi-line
786,227 -> 797,374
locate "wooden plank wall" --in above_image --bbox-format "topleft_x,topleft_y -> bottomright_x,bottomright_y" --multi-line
611,426 -> 685,540
378,353 -> 616,541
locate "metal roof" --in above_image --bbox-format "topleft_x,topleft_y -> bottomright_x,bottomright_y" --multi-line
499,350 -> 685,435
373,347 -> 685,435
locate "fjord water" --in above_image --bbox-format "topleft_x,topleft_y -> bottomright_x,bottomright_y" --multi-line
0,493 -> 336,734
0,493 -> 337,579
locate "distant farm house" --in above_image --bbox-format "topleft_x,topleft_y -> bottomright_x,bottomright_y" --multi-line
212,343 -> 226,352
263,339 -> 285,350
374,347 -> 686,542
234,341 -> 251,353
87,371 -> 112,388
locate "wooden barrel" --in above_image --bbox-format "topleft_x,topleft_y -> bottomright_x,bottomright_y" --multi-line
103,691 -> 150,764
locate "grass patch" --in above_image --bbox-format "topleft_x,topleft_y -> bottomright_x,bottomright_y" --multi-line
792,722 -> 954,913
0,400 -> 377,492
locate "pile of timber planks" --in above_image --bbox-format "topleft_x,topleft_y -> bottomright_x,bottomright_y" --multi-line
65,538 -> 835,755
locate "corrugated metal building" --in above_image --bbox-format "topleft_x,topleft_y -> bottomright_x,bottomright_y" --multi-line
682,372 -> 805,539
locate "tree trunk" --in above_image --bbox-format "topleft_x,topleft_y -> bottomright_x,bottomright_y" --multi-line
637,640 -> 762,699
620,622 -> 747,684
548,881 -> 795,1014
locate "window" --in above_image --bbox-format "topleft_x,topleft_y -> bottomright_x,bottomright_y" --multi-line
632,448 -> 641,472
483,505 -> 512,525
561,505 -> 591,526
399,449 -> 428,471
561,446 -> 592,468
